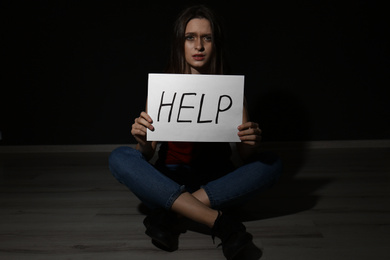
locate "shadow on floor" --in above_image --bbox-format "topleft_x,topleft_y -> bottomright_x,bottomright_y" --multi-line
229,144 -> 333,222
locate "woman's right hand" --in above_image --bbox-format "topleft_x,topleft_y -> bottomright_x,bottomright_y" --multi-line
131,111 -> 154,146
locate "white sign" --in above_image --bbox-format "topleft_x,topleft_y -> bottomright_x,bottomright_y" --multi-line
147,73 -> 244,142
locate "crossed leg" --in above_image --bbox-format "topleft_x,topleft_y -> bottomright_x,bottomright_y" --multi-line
171,188 -> 217,228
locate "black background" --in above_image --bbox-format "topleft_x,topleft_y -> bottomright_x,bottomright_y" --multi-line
1,0 -> 389,145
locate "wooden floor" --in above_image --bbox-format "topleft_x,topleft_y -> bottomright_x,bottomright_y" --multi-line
1,143 -> 389,259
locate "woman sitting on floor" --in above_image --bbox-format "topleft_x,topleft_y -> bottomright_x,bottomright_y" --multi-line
109,5 -> 282,260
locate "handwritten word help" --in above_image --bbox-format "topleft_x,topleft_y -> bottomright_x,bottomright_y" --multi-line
157,91 -> 232,124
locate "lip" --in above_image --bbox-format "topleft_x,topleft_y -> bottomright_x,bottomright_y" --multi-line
192,54 -> 205,61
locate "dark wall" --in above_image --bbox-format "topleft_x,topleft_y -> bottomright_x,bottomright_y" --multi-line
2,1 -> 389,145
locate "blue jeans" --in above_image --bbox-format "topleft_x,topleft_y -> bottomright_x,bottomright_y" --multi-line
108,146 -> 282,210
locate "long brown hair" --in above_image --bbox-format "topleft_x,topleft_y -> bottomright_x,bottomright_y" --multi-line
165,5 -> 229,74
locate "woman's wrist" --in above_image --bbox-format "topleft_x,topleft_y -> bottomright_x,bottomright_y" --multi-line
136,142 -> 156,161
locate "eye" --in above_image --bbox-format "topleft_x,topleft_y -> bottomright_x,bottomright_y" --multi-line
203,36 -> 212,42
185,35 -> 195,41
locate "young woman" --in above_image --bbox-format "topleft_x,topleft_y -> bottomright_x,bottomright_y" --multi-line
109,5 -> 282,259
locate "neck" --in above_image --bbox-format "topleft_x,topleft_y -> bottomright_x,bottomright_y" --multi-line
190,67 -> 201,74
189,66 -> 210,74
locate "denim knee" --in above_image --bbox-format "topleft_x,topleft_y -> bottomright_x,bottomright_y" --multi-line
202,153 -> 283,209
252,153 -> 283,189
108,146 -> 185,210
108,146 -> 142,182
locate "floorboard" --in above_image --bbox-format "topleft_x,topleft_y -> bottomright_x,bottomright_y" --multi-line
0,145 -> 389,259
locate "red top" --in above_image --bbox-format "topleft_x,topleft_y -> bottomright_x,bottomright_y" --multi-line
165,142 -> 195,164
157,141 -> 232,166
155,141 -> 234,186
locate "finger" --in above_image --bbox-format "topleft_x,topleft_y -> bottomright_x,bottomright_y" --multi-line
239,134 -> 262,146
239,134 -> 262,142
132,122 -> 147,132
238,127 -> 262,137
140,111 -> 153,123
238,122 -> 259,130
131,128 -> 146,137
135,116 -> 154,131
131,123 -> 147,136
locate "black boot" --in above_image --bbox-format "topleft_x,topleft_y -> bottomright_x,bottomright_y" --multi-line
143,209 -> 185,252
211,211 -> 256,260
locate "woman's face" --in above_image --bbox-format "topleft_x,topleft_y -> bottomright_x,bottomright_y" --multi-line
184,18 -> 213,74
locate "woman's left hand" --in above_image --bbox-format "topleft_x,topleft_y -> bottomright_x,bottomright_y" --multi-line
237,122 -> 262,147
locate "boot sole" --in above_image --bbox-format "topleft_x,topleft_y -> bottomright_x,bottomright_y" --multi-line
145,228 -> 179,252
225,233 -> 253,260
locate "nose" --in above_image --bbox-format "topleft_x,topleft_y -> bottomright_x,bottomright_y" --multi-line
195,38 -> 205,52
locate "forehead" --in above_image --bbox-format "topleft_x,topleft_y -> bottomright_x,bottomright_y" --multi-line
185,18 -> 212,34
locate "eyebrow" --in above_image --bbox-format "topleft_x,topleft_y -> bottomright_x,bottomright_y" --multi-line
185,32 -> 212,36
